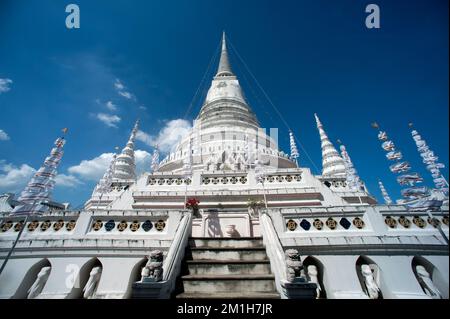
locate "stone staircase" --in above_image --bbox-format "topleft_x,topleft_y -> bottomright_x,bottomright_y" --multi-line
174,237 -> 280,299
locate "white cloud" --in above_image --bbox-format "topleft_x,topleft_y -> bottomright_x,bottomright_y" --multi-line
0,161 -> 35,193
0,78 -> 12,94
105,101 -> 118,112
114,79 -> 125,90
0,129 -> 10,141
54,174 -> 83,187
96,113 -> 121,128
135,150 -> 152,175
68,152 -> 114,181
0,160 -> 83,192
139,105 -> 147,110
118,91 -> 132,99
114,79 -> 134,100
67,149 -> 151,181
136,119 -> 192,153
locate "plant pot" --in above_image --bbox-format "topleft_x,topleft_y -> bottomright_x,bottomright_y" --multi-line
225,224 -> 237,238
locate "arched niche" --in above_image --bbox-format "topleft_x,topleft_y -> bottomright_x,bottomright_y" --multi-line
123,257 -> 149,299
411,256 -> 444,299
13,258 -> 51,299
303,256 -> 327,299
355,256 -> 383,299
67,258 -> 103,299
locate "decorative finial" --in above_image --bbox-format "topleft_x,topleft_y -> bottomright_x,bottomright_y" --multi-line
410,126 -> 448,195
340,142 -> 365,191
314,113 -> 346,177
216,31 -> 234,77
378,179 -> 393,205
12,132 -> 67,215
289,130 -> 300,166
373,123 -> 432,209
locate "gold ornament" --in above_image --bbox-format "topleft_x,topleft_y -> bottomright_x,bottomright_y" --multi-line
92,220 -> 103,231
286,219 -> 297,231
385,216 -> 397,228
1,221 -> 13,232
28,221 -> 39,232
14,221 -> 24,232
130,221 -> 140,232
428,217 -> 441,228
313,219 -> 324,230
155,220 -> 166,231
398,216 -> 411,228
117,221 -> 128,232
40,220 -> 51,231
413,216 -> 426,228
353,217 -> 365,229
53,220 -> 64,231
326,217 -> 337,230
66,220 -> 76,231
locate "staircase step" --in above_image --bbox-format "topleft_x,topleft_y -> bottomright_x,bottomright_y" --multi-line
176,292 -> 280,299
181,274 -> 276,293
190,247 -> 268,261
186,260 -> 271,275
189,237 -> 263,248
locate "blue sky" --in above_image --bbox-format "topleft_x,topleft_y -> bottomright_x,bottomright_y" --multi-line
0,0 -> 448,208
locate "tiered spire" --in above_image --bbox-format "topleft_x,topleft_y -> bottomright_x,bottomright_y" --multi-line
289,131 -> 299,167
314,114 -> 346,177
378,180 -> 393,205
410,125 -> 449,195
339,142 -> 364,191
196,32 -> 259,131
112,120 -> 139,181
151,145 -> 160,173
12,131 -> 67,215
93,153 -> 117,196
216,32 -> 234,77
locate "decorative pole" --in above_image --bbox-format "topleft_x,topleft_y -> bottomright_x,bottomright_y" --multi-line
254,159 -> 268,209
371,122 -> 435,210
183,139 -> 193,209
378,179 -> 393,205
409,123 -> 449,195
289,130 -> 299,167
151,144 -> 160,173
94,149 -> 117,210
1,128 -> 68,276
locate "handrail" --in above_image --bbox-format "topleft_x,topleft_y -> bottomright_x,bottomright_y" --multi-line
259,211 -> 288,296
162,211 -> 193,281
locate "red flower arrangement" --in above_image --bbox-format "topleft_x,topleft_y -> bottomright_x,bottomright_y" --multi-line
186,198 -> 201,217
186,198 -> 200,209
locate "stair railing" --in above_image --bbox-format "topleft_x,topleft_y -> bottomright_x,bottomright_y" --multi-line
160,211 -> 193,296
259,211 -> 288,298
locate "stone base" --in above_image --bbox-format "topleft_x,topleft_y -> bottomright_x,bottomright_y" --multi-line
281,281 -> 318,299
131,281 -> 167,299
